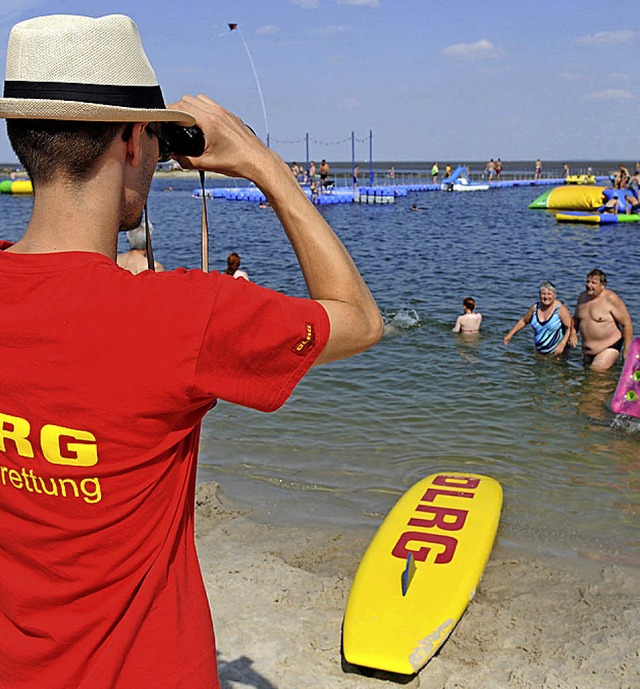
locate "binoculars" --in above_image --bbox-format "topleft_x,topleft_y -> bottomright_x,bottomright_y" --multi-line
156,123 -> 206,162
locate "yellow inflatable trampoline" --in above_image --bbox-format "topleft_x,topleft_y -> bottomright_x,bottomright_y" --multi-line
0,179 -> 33,194
529,185 -> 606,210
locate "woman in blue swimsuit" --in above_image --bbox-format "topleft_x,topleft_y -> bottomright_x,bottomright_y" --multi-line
503,281 -> 573,356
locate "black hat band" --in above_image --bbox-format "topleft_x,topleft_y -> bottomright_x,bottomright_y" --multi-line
3,81 -> 166,108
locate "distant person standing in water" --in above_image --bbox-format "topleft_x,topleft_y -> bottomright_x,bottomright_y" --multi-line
570,269 -> 632,371
503,281 -> 572,356
224,252 -> 250,281
117,220 -> 164,274
453,297 -> 482,333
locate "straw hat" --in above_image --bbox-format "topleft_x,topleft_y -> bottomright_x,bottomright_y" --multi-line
0,14 -> 195,125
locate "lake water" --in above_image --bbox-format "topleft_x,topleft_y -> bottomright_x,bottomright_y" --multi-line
3,172 -> 639,565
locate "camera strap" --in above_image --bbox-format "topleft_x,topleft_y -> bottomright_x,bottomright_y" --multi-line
144,203 -> 155,271
143,171 -> 209,272
199,170 -> 209,271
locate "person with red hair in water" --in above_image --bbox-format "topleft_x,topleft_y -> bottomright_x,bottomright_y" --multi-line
223,251 -> 249,281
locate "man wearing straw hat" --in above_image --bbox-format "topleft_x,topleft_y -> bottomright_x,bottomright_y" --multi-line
0,14 -> 382,689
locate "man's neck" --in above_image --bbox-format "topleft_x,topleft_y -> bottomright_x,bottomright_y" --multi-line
7,162 -> 125,259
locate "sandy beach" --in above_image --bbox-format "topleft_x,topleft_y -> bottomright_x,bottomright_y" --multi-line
195,482 -> 639,689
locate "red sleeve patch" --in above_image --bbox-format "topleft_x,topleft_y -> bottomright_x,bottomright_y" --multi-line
292,322 -> 317,356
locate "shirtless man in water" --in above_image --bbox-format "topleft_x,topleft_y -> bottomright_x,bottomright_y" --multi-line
570,269 -> 632,371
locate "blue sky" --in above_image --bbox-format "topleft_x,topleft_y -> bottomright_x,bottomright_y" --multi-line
0,0 -> 637,164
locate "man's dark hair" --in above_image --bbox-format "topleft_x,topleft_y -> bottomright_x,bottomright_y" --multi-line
6,119 -> 124,186
587,268 -> 607,284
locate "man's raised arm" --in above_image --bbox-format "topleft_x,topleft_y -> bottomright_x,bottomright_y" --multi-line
172,95 -> 384,364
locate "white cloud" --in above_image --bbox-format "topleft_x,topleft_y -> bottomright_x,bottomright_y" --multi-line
558,72 -> 582,82
290,0 -> 320,8
442,39 -> 503,60
340,97 -> 361,110
256,25 -> 280,36
587,89 -> 633,101
313,25 -> 349,38
575,30 -> 635,46
337,0 -> 380,6
609,72 -> 630,82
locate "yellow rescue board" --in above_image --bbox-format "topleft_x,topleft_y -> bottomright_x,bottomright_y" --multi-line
343,472 -> 502,675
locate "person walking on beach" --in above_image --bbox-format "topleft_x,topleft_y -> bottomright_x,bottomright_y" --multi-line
223,251 -> 250,280
117,220 -> 165,274
0,14 -> 383,689
453,297 -> 482,333
570,269 -> 632,371
503,281 -> 573,356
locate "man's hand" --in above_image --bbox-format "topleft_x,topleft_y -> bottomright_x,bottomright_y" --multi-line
168,95 -> 277,185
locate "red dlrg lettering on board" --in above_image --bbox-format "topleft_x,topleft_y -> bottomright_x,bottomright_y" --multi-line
391,475 -> 479,565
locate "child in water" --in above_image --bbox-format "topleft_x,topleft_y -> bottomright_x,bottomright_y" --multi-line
452,297 -> 482,333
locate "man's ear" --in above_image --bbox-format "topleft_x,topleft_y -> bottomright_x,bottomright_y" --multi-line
122,123 -> 146,166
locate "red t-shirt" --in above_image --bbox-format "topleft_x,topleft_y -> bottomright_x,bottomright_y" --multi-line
0,243 -> 329,689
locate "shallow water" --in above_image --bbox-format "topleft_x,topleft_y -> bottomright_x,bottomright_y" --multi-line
3,175 -> 639,563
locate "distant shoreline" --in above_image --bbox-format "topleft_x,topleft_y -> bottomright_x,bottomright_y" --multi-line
0,158 -> 630,182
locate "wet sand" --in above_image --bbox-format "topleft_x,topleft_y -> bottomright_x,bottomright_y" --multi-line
196,482 -> 639,689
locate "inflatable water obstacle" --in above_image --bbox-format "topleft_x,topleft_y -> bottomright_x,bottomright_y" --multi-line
529,185 -> 607,210
565,174 -> 596,185
555,212 -> 640,224
529,185 -> 640,223
611,337 -> 640,418
440,166 -> 490,192
0,179 -> 32,194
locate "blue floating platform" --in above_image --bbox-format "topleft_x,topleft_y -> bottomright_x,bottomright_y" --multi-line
193,186 -> 398,205
192,174 -> 608,207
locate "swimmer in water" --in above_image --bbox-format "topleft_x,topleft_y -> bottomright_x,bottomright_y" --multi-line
503,281 -> 572,356
453,297 -> 482,333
